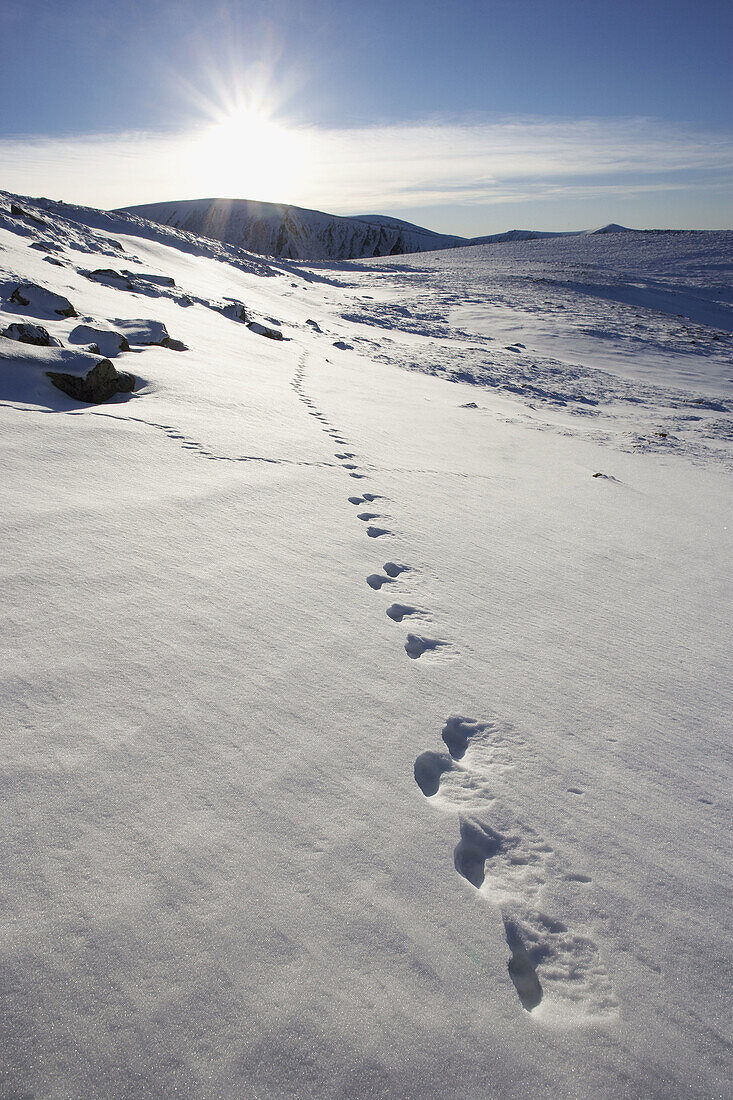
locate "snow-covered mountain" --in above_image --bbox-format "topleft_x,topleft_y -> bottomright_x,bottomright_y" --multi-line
118,197 -> 466,261
118,198 -> 641,261
1,187 -> 731,1099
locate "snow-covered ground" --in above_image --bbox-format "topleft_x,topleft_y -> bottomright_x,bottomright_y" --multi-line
1,194 -> 731,1099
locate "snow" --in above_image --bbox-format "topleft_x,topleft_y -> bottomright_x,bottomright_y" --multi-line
0,190 -> 731,1099
118,197 -> 466,262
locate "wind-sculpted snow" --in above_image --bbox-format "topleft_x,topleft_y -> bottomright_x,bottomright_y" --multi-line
316,230 -> 733,468
0,190 -> 731,1099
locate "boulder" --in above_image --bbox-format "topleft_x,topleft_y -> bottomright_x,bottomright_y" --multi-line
9,283 -> 77,317
110,318 -> 171,346
305,319 -> 322,332
247,321 -> 284,341
46,358 -> 136,403
68,324 -> 131,357
86,268 -> 134,290
132,272 -> 176,288
1,322 -> 61,347
220,299 -> 248,323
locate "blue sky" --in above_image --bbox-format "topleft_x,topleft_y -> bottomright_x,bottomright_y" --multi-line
1,0 -> 731,232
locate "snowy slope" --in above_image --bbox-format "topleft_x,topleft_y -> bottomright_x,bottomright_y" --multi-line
118,197 -> 466,261
0,191 -> 731,1100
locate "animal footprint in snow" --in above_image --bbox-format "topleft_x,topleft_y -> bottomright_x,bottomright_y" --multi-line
367,573 -> 393,590
384,561 -> 408,577
386,604 -> 418,622
413,715 -> 617,1022
358,512 -> 381,521
404,633 -> 448,659
413,751 -> 455,797
366,526 -> 391,538
441,715 -> 493,760
502,905 -> 617,1023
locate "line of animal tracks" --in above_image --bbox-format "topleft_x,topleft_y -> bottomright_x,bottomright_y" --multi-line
293,348 -> 619,1027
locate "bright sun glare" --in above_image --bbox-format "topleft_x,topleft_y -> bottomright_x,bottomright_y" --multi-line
191,106 -> 308,201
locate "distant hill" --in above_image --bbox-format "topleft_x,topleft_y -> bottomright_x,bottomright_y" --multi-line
117,198 -> 465,262
116,198 -> 638,262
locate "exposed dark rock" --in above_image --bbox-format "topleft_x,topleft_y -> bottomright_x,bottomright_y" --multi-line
160,337 -> 188,351
132,272 -> 176,287
247,321 -> 283,340
86,268 -> 134,289
10,203 -> 47,225
1,322 -> 61,347
332,340 -> 353,350
46,358 -> 136,403
10,283 -> 77,317
220,299 -> 248,322
305,319 -> 322,332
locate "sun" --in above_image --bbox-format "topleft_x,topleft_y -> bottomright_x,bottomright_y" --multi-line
190,106 -> 308,201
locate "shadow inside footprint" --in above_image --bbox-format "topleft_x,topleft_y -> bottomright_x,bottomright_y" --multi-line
384,561 -> 408,577
414,751 -> 453,796
366,526 -> 390,538
441,715 -> 491,760
386,604 -> 418,622
503,917 -> 543,1012
367,573 -> 393,590
453,817 -> 502,887
405,634 -> 448,659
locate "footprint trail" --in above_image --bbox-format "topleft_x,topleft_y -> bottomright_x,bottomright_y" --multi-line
293,349 -> 615,1023
414,715 -> 618,1024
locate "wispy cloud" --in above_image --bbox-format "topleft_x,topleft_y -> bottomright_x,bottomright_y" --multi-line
1,115 -> 731,224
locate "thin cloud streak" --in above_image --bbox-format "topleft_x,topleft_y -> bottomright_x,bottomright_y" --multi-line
0,116 -> 730,222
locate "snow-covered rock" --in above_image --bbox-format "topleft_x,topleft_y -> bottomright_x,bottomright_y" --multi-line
46,357 -> 135,403
68,324 -> 130,356
110,317 -> 171,346
219,298 -> 247,322
9,282 -> 77,317
85,268 -> 134,289
1,321 -> 61,347
247,320 -> 283,340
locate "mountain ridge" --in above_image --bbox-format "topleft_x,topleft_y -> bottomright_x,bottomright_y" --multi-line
117,196 -> 633,262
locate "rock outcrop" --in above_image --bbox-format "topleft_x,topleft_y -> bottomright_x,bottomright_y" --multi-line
46,358 -> 135,403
